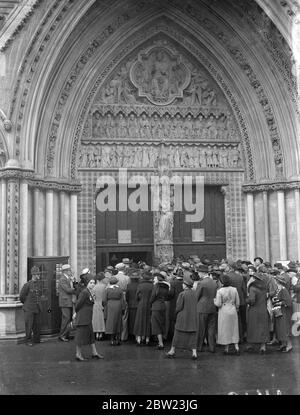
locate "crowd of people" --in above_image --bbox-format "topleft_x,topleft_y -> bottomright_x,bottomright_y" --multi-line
20,255 -> 300,361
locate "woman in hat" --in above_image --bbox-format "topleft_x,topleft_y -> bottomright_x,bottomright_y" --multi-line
74,275 -> 103,361
92,272 -> 107,341
214,274 -> 240,355
103,276 -> 126,346
166,275 -> 198,360
150,272 -> 174,349
75,268 -> 91,299
246,272 -> 269,354
133,271 -> 153,345
271,275 -> 293,352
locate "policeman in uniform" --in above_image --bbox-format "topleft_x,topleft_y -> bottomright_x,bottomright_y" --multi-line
19,266 -> 44,346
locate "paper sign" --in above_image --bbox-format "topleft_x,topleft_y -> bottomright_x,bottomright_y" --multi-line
118,230 -> 131,244
192,228 -> 205,242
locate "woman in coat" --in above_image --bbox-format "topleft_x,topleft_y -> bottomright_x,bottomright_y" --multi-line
271,275 -> 293,352
92,272 -> 107,340
150,272 -> 173,349
74,275 -> 104,361
246,273 -> 269,353
103,276 -> 125,346
166,275 -> 198,360
133,271 -> 153,345
125,270 -> 140,341
214,274 -> 240,355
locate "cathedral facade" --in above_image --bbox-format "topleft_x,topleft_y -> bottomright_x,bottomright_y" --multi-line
0,0 -> 299,338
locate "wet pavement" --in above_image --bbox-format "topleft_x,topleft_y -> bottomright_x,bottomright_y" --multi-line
1,336 -> 300,395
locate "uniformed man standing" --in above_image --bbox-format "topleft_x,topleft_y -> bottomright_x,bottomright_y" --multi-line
19,266 -> 44,346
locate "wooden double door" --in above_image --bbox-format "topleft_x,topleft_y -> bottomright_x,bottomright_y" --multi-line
96,185 -> 226,270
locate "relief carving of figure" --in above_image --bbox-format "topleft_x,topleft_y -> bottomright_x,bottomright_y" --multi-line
206,115 -> 218,140
230,147 -> 241,167
116,113 -> 128,138
199,148 -> 206,167
149,50 -> 171,99
212,145 -> 219,168
174,114 -> 183,139
158,199 -> 174,242
142,146 -> 150,167
102,145 -> 111,167
205,145 -> 213,167
92,111 -> 102,137
140,113 -> 152,139
183,114 -> 194,139
185,72 -> 204,105
174,146 -> 181,168
163,114 -> 171,139
99,82 -> 115,104
219,147 -> 229,167
104,113 -> 116,138
202,87 -> 217,106
149,147 -> 158,167
194,114 -> 203,138
127,113 -> 139,138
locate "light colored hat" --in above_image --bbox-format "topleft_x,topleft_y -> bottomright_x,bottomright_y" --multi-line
115,262 -> 126,269
181,262 -> 190,269
80,267 -> 90,276
122,258 -> 131,264
62,264 -> 71,271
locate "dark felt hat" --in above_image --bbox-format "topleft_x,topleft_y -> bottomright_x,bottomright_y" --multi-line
197,264 -> 209,273
96,272 -> 105,281
274,275 -> 287,285
109,276 -> 118,285
254,257 -> 264,263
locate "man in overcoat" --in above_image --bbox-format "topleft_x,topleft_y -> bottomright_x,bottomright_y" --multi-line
19,267 -> 44,346
58,264 -> 76,342
195,267 -> 217,352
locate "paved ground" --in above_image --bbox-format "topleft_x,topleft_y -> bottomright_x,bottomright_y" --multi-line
1,336 -> 300,395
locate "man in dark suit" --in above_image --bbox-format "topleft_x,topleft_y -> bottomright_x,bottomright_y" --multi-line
195,266 -> 217,352
227,261 -> 247,342
19,266 -> 44,346
58,264 -> 76,342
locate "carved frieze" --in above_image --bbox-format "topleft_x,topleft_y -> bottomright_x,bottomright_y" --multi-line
78,142 -> 242,170
88,109 -> 239,142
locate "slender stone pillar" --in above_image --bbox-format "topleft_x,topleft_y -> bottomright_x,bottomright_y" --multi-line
60,191 -> 70,256
33,188 -> 45,256
7,180 -> 20,294
295,189 -> 300,260
0,179 -> 7,295
246,193 -> 255,261
70,194 -> 78,276
277,190 -> 287,260
262,191 -> 270,262
45,190 -> 54,256
19,181 -> 28,289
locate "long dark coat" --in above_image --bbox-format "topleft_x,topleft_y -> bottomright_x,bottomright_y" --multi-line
126,280 -> 139,336
175,289 -> 197,332
273,287 -> 292,342
133,279 -> 153,337
75,288 -> 94,326
103,286 -> 125,335
150,282 -> 173,335
246,279 -> 269,343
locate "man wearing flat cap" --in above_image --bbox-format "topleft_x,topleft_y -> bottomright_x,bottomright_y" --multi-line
58,264 -> 76,342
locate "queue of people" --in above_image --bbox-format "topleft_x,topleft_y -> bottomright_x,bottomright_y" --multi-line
19,255 -> 300,361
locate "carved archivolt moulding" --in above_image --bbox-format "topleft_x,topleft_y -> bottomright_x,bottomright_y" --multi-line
242,180 -> 300,193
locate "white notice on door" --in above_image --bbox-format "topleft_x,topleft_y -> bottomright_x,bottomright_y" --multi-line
192,228 -> 205,242
118,230 -> 132,244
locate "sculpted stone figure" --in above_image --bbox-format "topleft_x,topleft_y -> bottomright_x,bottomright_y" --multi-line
219,147 -> 229,167
116,113 -> 128,138
92,111 -> 102,136
140,113 -> 152,139
158,199 -> 174,242
205,145 -> 213,167
206,115 -> 218,140
127,113 -> 139,138
174,114 -> 183,139
150,50 -> 170,99
194,114 -> 203,138
203,87 -> 217,106
104,113 -> 116,138
183,114 -> 194,139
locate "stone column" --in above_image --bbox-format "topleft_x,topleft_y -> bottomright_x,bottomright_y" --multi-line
7,179 -> 20,294
262,191 -> 270,262
246,192 -> 255,261
0,179 -> 7,295
45,190 -> 54,256
70,193 -> 77,277
19,180 -> 28,289
295,189 -> 300,260
60,191 -> 70,256
33,188 -> 43,256
221,186 -> 232,259
277,190 -> 287,260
